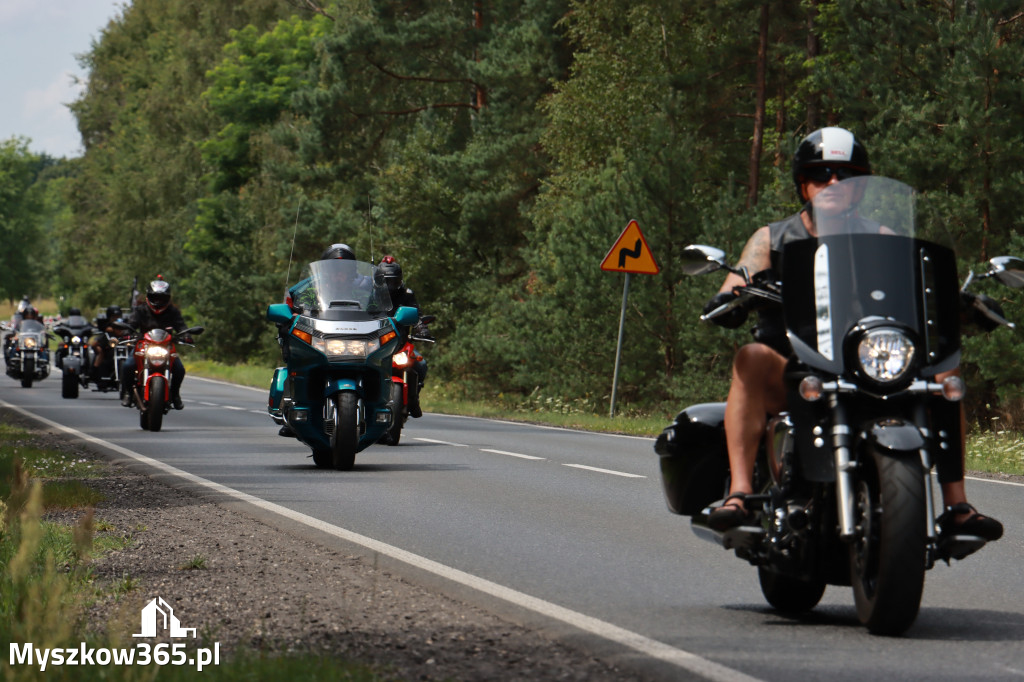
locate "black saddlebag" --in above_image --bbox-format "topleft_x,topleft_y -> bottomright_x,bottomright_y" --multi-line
654,402 -> 729,516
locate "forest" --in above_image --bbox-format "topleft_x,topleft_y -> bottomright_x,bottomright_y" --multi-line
4,0 -> 1024,422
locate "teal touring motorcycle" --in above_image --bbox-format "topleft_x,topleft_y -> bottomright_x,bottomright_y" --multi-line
267,258 -> 419,470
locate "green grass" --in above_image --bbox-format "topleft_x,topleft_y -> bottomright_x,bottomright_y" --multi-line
0,422 -> 400,681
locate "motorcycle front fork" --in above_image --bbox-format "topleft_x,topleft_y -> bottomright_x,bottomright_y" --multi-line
830,399 -> 940,547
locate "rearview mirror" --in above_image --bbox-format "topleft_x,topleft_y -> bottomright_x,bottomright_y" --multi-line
681,245 -> 727,276
267,303 -> 294,326
989,256 -> 1024,289
393,306 -> 419,327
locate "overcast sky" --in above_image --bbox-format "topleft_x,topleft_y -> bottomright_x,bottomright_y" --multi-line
1,0 -> 123,159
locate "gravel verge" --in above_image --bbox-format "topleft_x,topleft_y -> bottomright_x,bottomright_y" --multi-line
2,408 -> 633,681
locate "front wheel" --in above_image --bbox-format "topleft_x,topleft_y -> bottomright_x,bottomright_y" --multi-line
849,446 -> 926,636
330,392 -> 359,470
383,381 -> 404,446
143,376 -> 166,432
21,357 -> 34,388
62,369 -> 79,399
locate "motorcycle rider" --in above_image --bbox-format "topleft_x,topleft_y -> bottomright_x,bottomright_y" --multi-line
121,277 -> 191,410
705,126 -> 1003,542
379,254 -> 430,418
90,304 -> 127,383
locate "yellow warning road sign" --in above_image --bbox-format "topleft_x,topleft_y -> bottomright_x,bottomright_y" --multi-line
600,220 -> 659,274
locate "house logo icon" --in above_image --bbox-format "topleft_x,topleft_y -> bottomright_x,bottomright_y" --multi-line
133,596 -> 197,638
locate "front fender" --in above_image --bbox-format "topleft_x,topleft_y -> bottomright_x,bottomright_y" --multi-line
64,356 -> 83,375
324,378 -> 359,398
866,418 -> 925,454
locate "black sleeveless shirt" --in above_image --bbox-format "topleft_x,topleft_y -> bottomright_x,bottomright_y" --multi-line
752,210 -> 813,355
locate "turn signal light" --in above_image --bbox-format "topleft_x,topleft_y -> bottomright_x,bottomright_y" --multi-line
799,376 -> 824,402
291,328 -> 313,344
380,331 -> 396,345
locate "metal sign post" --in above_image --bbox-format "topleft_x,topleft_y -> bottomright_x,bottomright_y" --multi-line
600,220 -> 659,418
609,273 -> 630,418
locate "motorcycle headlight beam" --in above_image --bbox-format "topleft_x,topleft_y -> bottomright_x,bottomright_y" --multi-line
857,329 -> 915,383
146,345 -> 170,367
23,337 -> 38,350
315,336 -> 380,358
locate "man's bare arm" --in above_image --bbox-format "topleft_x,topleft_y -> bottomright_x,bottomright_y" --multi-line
719,226 -> 771,293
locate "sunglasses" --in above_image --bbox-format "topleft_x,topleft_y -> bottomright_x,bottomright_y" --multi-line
801,166 -> 867,183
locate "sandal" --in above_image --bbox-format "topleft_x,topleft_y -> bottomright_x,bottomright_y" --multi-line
709,493 -> 754,531
938,502 -> 1003,542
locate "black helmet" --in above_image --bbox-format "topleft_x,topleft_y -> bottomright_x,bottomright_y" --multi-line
146,276 -> 172,314
792,127 -> 871,201
106,305 -> 123,321
320,243 -> 356,261
69,307 -> 82,316
379,254 -> 403,293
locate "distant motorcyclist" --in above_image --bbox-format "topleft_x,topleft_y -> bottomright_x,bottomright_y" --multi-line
90,304 -> 127,382
54,307 -> 94,370
121,277 -> 191,410
379,254 -> 430,418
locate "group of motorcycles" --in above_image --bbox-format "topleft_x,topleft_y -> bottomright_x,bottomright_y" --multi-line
3,305 -> 203,433
267,257 -> 435,471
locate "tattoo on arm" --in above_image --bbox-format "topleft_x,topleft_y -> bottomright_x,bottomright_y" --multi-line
737,227 -> 770,274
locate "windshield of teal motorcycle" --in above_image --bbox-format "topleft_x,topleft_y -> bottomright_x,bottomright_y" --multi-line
810,175 -> 954,248
291,260 -> 392,316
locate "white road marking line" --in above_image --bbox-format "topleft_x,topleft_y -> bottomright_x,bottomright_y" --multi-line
198,401 -> 217,406
0,399 -> 761,682
480,448 -> 545,461
413,437 -> 468,447
562,463 -> 645,479
222,405 -> 244,411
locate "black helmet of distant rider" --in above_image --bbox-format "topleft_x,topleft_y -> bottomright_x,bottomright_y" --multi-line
379,255 -> 404,296
146,277 -> 173,315
320,243 -> 356,261
792,127 -> 871,201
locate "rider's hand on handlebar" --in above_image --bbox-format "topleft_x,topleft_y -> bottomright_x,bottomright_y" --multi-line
703,291 -> 749,329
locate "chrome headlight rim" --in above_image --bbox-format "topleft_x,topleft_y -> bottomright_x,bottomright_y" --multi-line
849,324 -> 917,390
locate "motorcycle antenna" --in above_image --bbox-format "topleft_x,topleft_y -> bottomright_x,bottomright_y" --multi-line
368,194 -> 375,264
285,196 -> 302,288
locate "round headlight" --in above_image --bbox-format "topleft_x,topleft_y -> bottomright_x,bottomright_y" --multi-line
23,337 -> 38,349
857,329 -> 915,383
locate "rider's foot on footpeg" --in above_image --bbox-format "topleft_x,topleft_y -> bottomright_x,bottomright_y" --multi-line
172,395 -> 184,410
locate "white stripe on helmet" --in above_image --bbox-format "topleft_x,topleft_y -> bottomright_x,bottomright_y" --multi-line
819,127 -> 855,162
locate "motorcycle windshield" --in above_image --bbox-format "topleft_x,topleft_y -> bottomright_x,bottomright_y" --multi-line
18,320 -> 46,334
291,259 -> 392,319
781,176 -> 960,376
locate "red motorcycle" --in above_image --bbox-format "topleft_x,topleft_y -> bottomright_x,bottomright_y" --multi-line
382,315 -> 434,446
121,325 -> 203,431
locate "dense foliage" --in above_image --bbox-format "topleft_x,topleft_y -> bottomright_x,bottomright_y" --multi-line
7,0 -> 1024,421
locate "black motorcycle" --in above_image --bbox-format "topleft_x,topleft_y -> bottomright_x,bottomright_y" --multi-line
656,176 -> 1023,635
54,314 -> 98,398
3,318 -> 51,388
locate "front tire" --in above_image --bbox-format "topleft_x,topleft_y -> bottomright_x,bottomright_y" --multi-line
62,369 -> 79,399
21,358 -> 34,388
383,381 -> 404,446
758,568 -> 826,613
145,376 -> 166,432
850,446 -> 926,636
330,392 -> 359,471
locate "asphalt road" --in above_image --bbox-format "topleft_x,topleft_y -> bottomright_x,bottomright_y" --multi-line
2,371 -> 1023,681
